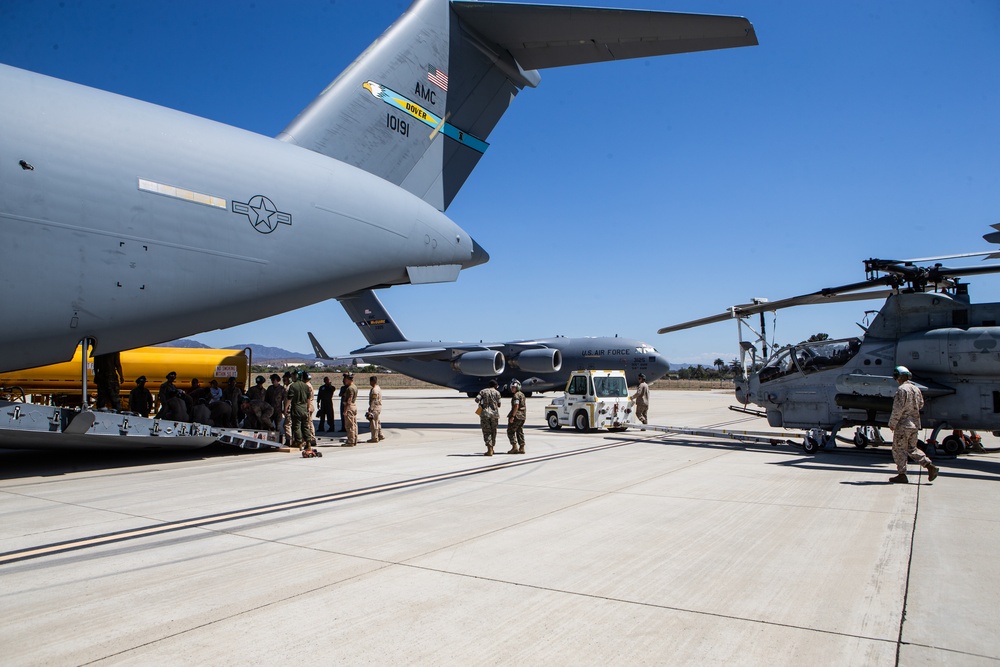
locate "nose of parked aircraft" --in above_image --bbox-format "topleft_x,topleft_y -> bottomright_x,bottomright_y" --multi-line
652,351 -> 671,378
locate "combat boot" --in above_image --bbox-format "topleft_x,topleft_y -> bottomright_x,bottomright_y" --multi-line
927,464 -> 939,481
486,445 -> 494,457
507,447 -> 519,454
517,446 -> 525,454
888,473 -> 909,484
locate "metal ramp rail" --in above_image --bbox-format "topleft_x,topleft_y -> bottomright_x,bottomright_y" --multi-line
630,421 -> 795,446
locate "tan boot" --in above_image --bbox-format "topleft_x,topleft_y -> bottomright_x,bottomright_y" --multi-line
927,464 -> 939,481
486,445 -> 494,457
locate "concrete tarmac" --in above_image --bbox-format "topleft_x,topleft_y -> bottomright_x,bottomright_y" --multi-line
2,390 -> 999,666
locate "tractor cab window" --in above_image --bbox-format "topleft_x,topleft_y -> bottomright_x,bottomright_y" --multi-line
594,375 -> 628,397
568,375 -> 591,395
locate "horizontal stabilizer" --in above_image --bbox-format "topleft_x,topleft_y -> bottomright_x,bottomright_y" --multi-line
451,3 -> 758,70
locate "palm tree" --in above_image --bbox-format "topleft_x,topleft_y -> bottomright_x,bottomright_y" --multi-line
714,358 -> 725,377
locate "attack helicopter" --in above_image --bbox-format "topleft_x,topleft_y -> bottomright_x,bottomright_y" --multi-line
658,254 -> 1000,455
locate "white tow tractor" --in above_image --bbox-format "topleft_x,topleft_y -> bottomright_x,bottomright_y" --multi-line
545,370 -> 634,431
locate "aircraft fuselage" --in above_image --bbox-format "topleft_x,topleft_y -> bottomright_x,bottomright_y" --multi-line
0,65 -> 482,372
355,336 -> 669,395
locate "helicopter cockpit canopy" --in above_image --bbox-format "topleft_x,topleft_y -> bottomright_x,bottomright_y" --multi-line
757,337 -> 862,384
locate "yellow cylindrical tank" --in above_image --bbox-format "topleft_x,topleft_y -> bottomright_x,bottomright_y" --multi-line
0,346 -> 251,401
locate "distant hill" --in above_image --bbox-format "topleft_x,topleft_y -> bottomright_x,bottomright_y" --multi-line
157,339 -> 313,361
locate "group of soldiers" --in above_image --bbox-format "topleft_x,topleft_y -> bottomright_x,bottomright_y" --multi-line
90,351 -> 385,450
125,371 -> 251,428
474,378 -> 527,457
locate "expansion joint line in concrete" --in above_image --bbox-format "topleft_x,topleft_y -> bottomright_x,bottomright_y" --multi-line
0,438 -> 640,566
895,481 -> 921,666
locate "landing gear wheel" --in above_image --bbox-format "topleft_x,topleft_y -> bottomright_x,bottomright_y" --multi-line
573,411 -> 590,432
941,434 -> 965,456
853,429 -> 869,449
803,428 -> 825,455
547,412 -> 561,430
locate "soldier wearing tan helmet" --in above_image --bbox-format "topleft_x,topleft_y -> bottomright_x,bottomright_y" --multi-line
887,366 -> 939,484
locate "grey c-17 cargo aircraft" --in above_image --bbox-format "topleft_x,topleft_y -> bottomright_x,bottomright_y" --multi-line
0,0 -> 756,374
308,289 -> 670,395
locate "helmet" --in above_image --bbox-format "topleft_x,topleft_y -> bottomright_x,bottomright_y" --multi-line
136,375 -> 147,383
166,371 -> 177,380
638,373 -> 646,380
893,365 -> 911,378
300,371 -> 311,381
255,375 -> 265,384
510,379 -> 521,388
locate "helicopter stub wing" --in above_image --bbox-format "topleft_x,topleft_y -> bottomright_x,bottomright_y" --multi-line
657,288 -> 895,334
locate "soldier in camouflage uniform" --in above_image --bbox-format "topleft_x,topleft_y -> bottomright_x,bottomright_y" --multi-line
304,372 -> 318,447
247,375 -> 267,402
264,374 -> 287,444
93,351 -> 124,411
887,366 -> 939,484
281,372 -> 293,445
476,379 -> 502,456
506,379 -> 527,454
341,373 -> 359,446
366,375 -> 384,443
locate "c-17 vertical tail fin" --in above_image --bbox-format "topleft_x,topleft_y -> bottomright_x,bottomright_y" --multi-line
338,290 -> 408,346
278,0 -> 756,212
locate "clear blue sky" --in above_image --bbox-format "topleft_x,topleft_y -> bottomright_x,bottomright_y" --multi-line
2,1 -> 998,365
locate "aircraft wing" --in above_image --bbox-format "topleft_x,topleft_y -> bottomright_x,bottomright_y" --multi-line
452,3 -> 758,70
308,332 -> 500,362
502,341 -> 553,350
658,289 -> 895,334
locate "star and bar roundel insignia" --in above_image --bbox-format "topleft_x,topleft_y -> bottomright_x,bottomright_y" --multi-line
232,195 -> 292,234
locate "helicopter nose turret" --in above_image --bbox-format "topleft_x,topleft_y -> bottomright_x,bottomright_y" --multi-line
734,378 -> 749,404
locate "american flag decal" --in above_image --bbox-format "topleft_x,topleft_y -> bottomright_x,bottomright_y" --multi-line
427,65 -> 449,92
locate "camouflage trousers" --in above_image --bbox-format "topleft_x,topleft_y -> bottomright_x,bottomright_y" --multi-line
306,397 -> 317,444
480,415 -> 499,448
892,426 -> 932,474
507,418 -> 525,449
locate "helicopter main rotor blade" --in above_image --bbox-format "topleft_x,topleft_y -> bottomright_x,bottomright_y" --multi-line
658,258 -> 1000,335
657,288 -> 894,334
884,251 -> 997,264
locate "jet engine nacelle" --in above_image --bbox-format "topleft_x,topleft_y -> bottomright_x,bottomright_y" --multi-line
452,351 -> 505,377
508,349 -> 562,374
898,327 -> 1000,377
